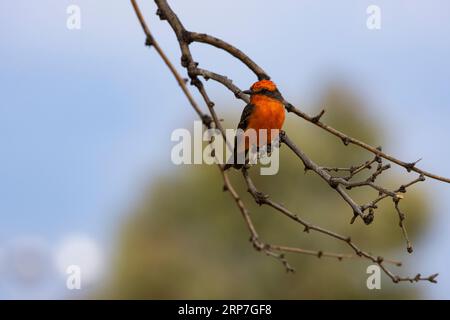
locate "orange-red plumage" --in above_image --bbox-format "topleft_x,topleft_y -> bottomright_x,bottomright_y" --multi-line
246,94 -> 285,146
224,79 -> 285,170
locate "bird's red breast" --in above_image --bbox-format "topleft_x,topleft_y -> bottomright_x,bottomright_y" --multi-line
244,94 -> 285,148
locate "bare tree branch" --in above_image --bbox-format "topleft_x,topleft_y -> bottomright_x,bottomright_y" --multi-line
242,167 -> 438,283
130,0 -> 449,284
131,0 -> 354,273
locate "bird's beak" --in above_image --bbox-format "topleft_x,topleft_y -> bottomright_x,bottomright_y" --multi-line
242,89 -> 252,95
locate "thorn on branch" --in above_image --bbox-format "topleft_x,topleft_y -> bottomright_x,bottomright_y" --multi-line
405,158 -> 422,172
342,136 -> 350,146
375,146 -> 383,162
145,35 -> 154,47
429,273 -> 439,283
155,8 -> 166,20
311,109 -> 325,123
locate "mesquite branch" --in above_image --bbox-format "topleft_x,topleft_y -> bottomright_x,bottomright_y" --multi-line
131,0 -> 448,283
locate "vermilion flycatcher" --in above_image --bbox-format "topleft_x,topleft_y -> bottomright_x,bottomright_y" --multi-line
224,80 -> 285,170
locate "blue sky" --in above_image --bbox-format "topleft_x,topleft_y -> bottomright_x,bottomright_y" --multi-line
0,0 -> 449,298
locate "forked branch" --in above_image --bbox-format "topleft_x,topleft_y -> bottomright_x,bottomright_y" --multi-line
130,0 -> 448,284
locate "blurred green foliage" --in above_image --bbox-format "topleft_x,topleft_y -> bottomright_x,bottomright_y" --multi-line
102,86 -> 430,299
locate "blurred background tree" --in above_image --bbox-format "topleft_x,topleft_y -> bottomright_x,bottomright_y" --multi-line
100,85 -> 430,299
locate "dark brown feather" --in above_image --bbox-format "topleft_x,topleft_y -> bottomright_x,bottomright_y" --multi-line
223,103 -> 254,170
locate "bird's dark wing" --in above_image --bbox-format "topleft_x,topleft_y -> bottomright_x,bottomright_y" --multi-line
237,103 -> 255,130
223,103 -> 254,170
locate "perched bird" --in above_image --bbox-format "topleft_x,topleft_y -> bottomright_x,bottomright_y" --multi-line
224,79 -> 285,170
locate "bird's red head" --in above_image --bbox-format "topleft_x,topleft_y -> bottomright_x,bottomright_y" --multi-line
243,80 -> 282,100
250,80 -> 277,93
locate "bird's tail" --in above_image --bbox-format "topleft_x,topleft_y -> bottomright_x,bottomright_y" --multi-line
223,150 -> 247,171
223,132 -> 249,170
